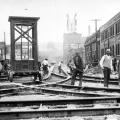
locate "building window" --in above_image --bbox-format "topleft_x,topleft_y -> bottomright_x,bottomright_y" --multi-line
112,45 -> 114,56
101,32 -> 104,41
105,29 -> 109,39
110,25 -> 114,37
116,20 -> 120,35
101,49 -> 104,57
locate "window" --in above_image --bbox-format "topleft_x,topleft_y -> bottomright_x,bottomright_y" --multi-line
110,25 -> 114,37
116,20 -> 120,34
101,49 -> 104,56
15,25 -> 33,60
105,30 -> 109,39
101,32 -> 104,41
112,45 -> 114,56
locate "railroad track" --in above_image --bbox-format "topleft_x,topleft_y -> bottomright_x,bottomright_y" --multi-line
1,66 -> 120,119
1,68 -> 119,98
18,73 -> 118,97
83,75 -> 118,85
1,96 -> 120,119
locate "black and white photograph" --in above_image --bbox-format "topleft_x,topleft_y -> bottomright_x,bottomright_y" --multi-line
0,0 -> 120,119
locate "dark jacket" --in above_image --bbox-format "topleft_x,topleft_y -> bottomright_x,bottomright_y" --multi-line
73,55 -> 84,72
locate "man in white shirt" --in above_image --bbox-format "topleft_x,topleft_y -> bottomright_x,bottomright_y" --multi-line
100,49 -> 113,87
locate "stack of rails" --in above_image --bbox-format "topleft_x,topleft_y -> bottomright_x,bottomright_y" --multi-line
1,97 -> 120,119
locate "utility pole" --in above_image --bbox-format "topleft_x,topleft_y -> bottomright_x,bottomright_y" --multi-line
4,32 -> 6,60
91,19 -> 100,33
88,25 -> 91,36
91,19 -> 101,65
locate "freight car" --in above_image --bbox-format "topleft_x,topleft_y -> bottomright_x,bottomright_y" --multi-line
8,16 -> 41,82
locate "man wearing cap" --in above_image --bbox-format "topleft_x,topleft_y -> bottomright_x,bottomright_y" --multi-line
71,52 -> 84,87
100,49 -> 113,87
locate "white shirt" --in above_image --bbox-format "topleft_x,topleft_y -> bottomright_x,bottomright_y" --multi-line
100,54 -> 113,70
58,62 -> 62,66
42,60 -> 48,66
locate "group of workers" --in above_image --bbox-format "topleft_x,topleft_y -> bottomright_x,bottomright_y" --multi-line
66,49 -> 120,88
0,49 -> 119,88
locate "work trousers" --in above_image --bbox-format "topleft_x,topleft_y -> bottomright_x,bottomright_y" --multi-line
103,67 -> 111,87
71,69 -> 83,87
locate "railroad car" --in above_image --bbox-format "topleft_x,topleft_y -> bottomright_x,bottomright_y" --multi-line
8,16 -> 41,82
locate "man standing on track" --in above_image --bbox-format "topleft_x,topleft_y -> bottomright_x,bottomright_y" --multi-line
71,52 -> 84,87
100,49 -> 113,88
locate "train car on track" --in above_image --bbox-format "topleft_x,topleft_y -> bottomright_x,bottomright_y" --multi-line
8,16 -> 41,82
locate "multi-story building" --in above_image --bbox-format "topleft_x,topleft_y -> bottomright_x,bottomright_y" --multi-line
100,11 -> 120,59
84,11 -> 120,66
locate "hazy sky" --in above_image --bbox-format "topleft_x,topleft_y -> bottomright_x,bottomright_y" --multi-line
0,0 -> 120,50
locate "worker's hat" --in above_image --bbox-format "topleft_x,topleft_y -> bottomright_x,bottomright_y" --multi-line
106,49 -> 111,53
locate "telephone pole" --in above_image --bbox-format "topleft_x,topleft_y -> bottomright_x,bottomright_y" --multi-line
4,32 -> 6,60
91,19 -> 101,34
88,25 -> 91,36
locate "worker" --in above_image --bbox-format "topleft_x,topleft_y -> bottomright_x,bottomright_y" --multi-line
67,59 -> 74,74
42,58 -> 49,75
71,52 -> 84,87
58,61 -> 63,74
100,49 -> 113,88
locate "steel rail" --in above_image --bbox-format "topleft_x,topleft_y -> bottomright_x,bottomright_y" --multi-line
1,106 -> 120,119
83,77 -> 118,85
83,74 -> 118,81
0,96 -> 120,107
49,84 -> 120,93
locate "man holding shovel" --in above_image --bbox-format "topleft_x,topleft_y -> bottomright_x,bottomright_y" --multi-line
71,52 -> 84,87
